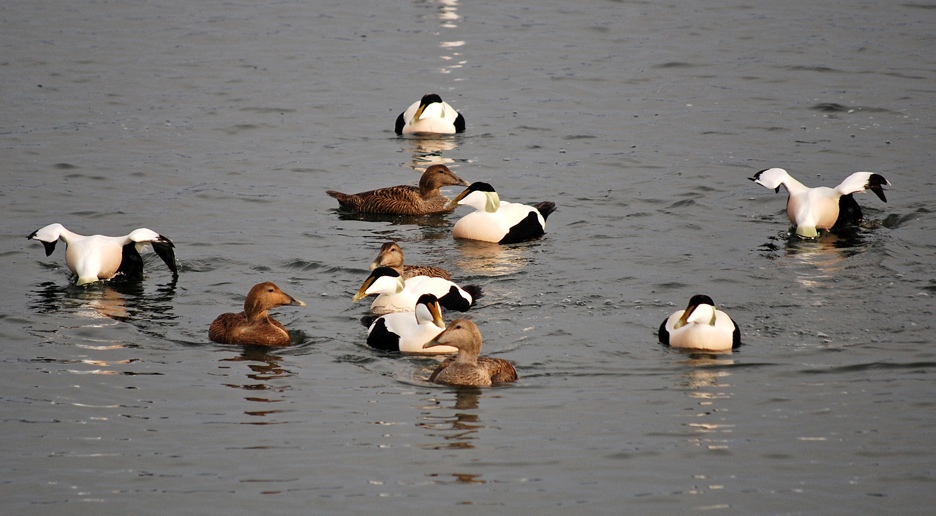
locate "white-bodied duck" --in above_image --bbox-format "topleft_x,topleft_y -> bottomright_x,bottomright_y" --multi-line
750,168 -> 889,238
658,295 -> 740,353
366,293 -> 456,354
448,182 -> 556,244
28,223 -> 177,285
395,93 -> 465,135
353,266 -> 480,315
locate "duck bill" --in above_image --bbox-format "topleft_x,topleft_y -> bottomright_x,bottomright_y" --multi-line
413,102 -> 428,122
352,277 -> 375,302
289,297 -> 306,307
428,301 -> 445,329
422,337 -> 445,350
446,188 -> 471,209
674,303 -> 697,330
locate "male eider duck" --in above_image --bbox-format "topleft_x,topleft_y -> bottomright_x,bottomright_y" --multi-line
395,93 -> 466,135
326,164 -> 469,215
209,282 -> 306,347
27,223 -> 177,286
658,295 -> 740,352
423,319 -> 518,387
370,241 -> 451,280
366,293 -> 457,354
352,266 -> 480,315
750,168 -> 890,238
448,182 -> 557,244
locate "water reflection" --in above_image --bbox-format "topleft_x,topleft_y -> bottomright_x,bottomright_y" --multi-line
453,239 -> 537,276
219,347 -> 294,424
401,137 -> 458,169
757,230 -> 869,290
27,276 -> 179,326
679,355 -> 735,452
417,388 -> 484,450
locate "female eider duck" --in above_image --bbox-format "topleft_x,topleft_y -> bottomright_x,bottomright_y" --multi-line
750,168 -> 890,238
366,293 -> 457,354
209,282 -> 306,347
395,93 -> 466,135
352,266 -> 480,315
370,241 -> 451,280
448,182 -> 557,244
658,295 -> 740,353
423,319 -> 518,387
27,223 -> 177,286
326,164 -> 469,215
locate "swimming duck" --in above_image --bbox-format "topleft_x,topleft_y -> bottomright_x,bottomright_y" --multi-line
209,282 -> 306,347
395,93 -> 466,135
448,182 -> 557,244
27,223 -> 177,286
658,295 -> 740,352
366,293 -> 457,354
326,164 -> 470,215
352,266 -> 480,315
370,241 -> 451,280
423,319 -> 518,387
750,168 -> 890,238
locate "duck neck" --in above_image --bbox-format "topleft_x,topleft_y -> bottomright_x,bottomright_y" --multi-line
454,350 -> 479,366
779,174 -> 809,196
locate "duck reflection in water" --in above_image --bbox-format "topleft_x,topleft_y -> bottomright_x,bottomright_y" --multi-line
28,276 -> 178,324
452,239 -> 534,276
219,347 -> 294,422
417,388 -> 485,450
402,137 -> 458,169
680,356 -> 736,451
759,230 -> 868,291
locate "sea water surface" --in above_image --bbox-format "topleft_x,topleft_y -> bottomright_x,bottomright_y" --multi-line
2,0 -> 936,513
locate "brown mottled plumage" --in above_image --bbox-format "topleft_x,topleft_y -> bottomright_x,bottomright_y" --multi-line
326,165 -> 469,215
423,319 -> 518,387
209,282 -> 305,347
369,241 -> 451,280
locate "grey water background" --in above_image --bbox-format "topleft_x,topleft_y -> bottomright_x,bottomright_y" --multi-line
2,0 -> 935,513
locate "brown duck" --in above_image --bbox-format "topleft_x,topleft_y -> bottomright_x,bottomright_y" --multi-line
423,319 -> 518,387
369,241 -> 451,280
326,164 -> 469,215
209,282 -> 305,347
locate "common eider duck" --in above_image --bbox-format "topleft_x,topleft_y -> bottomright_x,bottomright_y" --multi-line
366,293 -> 456,354
448,182 -> 557,244
326,164 -> 469,215
395,93 -> 466,135
352,266 -> 480,315
27,223 -> 177,286
750,168 -> 890,238
423,319 -> 518,387
658,295 -> 740,353
209,282 -> 306,347
370,241 -> 451,280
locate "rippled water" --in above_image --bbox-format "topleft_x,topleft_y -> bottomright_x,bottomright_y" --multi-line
3,0 -> 936,513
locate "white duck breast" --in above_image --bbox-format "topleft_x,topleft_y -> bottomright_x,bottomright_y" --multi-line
658,295 -> 740,352
750,168 -> 889,238
449,183 -> 556,244
353,267 -> 478,315
366,294 -> 457,354
27,223 -> 177,285
395,93 -> 466,135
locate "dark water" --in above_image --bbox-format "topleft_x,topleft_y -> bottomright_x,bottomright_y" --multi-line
2,0 -> 936,513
